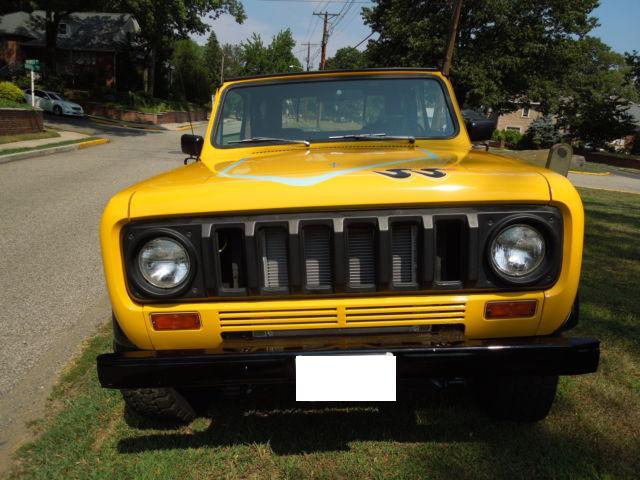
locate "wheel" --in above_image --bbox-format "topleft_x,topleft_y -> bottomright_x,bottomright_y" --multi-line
476,375 -> 558,422
53,105 -> 63,116
121,388 -> 196,423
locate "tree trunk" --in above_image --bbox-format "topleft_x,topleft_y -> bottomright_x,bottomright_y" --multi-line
145,47 -> 156,96
44,11 -> 63,76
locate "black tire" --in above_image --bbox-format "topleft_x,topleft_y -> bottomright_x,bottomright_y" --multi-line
477,375 -> 558,422
53,105 -> 63,116
121,388 -> 196,423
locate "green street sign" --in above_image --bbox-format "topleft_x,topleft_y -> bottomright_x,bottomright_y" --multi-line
25,59 -> 41,71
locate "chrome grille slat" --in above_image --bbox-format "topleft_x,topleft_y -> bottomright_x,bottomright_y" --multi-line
347,226 -> 376,286
392,224 -> 417,285
304,226 -> 332,288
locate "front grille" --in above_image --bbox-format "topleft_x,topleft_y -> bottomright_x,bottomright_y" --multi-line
345,302 -> 466,324
124,205 -> 564,302
206,208 -> 481,297
218,307 -> 339,330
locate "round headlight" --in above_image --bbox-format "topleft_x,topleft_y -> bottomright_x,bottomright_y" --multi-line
138,237 -> 190,289
490,224 -> 545,278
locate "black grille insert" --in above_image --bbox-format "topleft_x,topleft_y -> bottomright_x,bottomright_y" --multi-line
216,229 -> 246,289
347,225 -> 376,288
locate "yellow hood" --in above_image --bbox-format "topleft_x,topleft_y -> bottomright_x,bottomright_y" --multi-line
128,145 -> 551,219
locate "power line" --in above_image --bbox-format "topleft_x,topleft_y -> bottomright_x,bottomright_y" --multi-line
353,30 -> 374,49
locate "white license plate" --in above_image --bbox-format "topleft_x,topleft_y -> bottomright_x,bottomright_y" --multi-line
295,354 -> 396,401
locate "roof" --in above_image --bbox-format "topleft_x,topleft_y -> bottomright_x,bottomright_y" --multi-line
0,11 -> 139,52
223,68 -> 441,83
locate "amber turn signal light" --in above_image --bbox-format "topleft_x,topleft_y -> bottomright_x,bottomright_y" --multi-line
151,312 -> 201,330
485,300 -> 537,319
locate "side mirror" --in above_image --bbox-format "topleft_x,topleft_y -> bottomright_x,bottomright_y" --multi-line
465,119 -> 496,142
181,134 -> 204,158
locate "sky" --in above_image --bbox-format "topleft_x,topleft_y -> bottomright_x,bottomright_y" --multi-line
193,0 -> 640,67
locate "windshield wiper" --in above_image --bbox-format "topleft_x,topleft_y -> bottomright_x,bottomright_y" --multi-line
329,133 -> 416,144
229,137 -> 310,147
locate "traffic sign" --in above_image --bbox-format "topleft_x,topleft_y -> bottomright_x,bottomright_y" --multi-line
25,59 -> 41,72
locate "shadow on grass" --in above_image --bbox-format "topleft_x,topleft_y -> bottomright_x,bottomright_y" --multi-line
117,385 -> 492,454
114,383 -> 634,478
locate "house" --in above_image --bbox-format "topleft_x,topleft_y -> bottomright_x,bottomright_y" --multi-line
494,102 -> 544,134
0,11 -> 139,88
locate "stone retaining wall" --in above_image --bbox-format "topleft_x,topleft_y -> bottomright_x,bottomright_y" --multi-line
0,108 -> 44,135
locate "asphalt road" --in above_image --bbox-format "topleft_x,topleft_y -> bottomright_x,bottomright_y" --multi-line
0,118 -> 206,469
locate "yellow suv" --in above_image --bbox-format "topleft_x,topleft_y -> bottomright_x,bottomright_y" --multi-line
97,69 -> 599,422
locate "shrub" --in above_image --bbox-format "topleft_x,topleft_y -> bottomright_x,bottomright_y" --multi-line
492,129 -> 523,149
0,81 -> 25,103
519,116 -> 561,149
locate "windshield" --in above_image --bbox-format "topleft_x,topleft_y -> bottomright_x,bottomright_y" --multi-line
215,77 -> 457,147
47,92 -> 64,101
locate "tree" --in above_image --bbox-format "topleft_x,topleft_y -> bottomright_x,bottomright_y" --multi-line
240,29 -> 302,76
220,43 -> 243,80
626,51 -> 640,94
519,116 -> 561,149
170,38 -> 210,104
108,0 -> 245,95
556,37 -> 637,148
363,0 -> 600,113
203,31 -> 223,87
325,47 -> 368,70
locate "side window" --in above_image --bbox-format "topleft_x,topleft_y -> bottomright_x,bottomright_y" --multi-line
58,23 -> 68,36
218,90 -> 245,145
35,90 -> 46,98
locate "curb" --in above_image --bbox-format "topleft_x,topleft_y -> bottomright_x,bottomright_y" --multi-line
0,138 -> 110,165
568,170 -> 611,176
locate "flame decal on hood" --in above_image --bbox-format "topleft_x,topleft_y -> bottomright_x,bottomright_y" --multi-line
216,148 -> 441,187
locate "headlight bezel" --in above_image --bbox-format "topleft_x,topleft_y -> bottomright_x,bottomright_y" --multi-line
125,227 -> 199,299
485,214 -> 560,286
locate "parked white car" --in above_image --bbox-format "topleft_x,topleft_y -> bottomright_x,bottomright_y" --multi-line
23,89 -> 84,116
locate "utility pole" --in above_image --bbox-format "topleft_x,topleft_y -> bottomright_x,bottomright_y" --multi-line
442,0 -> 463,76
301,42 -> 319,71
313,11 -> 339,70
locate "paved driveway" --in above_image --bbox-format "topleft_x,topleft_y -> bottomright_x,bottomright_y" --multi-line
0,123 -> 206,469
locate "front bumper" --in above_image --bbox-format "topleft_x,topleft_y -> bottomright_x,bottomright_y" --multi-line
96,333 -> 599,389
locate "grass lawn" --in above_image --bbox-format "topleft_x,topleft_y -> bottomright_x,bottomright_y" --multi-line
7,188 -> 640,480
0,130 -> 60,145
0,137 -> 101,156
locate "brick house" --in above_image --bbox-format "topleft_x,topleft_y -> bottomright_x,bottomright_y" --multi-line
0,11 -> 139,88
494,102 -> 544,134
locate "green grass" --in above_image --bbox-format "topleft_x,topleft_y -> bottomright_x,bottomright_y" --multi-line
0,137 -> 101,156
0,130 -> 60,145
7,188 -> 640,479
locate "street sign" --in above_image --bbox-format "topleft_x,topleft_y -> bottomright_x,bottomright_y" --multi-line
25,59 -> 41,72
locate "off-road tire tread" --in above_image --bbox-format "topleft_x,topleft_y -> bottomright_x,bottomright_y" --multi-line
479,375 -> 558,422
121,388 -> 196,423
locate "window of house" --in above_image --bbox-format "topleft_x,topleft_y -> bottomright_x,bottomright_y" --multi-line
522,106 -> 530,118
506,126 -> 521,133
58,23 -> 68,36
